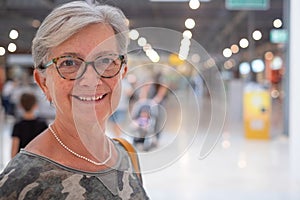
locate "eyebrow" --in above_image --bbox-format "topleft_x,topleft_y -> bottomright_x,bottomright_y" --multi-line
60,52 -> 84,58
60,51 -> 119,59
89,50 -> 120,58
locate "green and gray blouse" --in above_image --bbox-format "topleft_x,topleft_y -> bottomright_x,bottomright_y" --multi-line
0,141 -> 149,200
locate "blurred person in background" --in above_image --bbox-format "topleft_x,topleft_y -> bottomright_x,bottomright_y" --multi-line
11,92 -> 47,158
10,76 -> 36,119
0,1 -> 148,199
1,78 -> 17,116
133,68 -> 169,148
142,71 -> 169,143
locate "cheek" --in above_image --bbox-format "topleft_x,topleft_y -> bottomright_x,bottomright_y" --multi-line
44,75 -> 54,101
110,79 -> 122,111
46,75 -> 71,102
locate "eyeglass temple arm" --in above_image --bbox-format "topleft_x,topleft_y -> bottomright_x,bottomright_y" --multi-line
37,60 -> 54,70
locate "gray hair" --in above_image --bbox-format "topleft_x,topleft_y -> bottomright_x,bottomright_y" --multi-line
32,1 -> 129,69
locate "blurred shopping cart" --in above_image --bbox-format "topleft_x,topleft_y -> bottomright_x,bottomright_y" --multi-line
130,99 -> 159,151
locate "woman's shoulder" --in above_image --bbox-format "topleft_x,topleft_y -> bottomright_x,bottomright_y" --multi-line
0,152 -> 53,194
0,152 -> 76,199
0,151 -> 80,187
0,151 -> 53,176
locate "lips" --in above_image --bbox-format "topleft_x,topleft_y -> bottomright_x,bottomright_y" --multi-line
72,94 -> 107,102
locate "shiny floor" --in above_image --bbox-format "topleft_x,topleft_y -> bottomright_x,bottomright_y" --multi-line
142,124 -> 299,200
1,88 -> 300,200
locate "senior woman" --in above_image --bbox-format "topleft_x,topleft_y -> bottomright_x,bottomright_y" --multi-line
0,1 -> 149,199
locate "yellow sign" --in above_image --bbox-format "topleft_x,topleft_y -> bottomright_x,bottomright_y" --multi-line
168,53 -> 184,66
243,90 -> 271,139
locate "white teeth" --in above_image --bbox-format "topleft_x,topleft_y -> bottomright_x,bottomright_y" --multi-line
78,95 -> 104,101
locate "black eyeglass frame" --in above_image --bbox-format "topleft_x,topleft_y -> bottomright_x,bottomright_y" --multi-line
38,54 -> 126,80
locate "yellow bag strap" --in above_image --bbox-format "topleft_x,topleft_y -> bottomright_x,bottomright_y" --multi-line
113,138 -> 143,184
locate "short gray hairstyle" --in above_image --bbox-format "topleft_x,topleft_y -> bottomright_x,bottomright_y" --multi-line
32,1 -> 129,69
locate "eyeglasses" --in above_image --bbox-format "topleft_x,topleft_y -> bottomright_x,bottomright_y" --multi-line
38,54 -> 126,80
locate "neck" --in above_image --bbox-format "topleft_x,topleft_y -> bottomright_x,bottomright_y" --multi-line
23,111 -> 36,120
51,120 -> 110,163
78,124 -> 109,158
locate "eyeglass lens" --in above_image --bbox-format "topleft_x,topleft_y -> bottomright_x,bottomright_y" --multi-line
56,55 -> 122,79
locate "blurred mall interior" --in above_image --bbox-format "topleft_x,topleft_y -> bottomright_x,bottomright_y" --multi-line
0,0 -> 300,199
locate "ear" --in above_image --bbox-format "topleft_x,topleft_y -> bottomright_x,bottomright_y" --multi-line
34,69 -> 52,102
121,64 -> 128,79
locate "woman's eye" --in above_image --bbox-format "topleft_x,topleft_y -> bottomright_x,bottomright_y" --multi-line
101,58 -> 113,64
63,60 -> 76,66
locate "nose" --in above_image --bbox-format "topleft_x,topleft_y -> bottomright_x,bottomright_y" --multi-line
78,63 -> 103,87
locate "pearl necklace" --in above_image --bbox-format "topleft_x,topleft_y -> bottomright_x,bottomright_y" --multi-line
48,124 -> 112,166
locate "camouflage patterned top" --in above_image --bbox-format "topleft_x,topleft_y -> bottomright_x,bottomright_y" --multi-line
0,141 -> 149,200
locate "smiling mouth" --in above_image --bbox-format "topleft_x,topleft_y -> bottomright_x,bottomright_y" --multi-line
73,94 -> 107,102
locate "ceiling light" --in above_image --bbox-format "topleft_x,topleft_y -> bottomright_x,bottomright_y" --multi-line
189,0 -> 200,9
271,56 -> 283,70
143,43 -> 152,51
150,0 -> 188,2
191,53 -> 200,63
179,38 -> 191,60
251,59 -> 265,73
223,48 -> 232,58
239,62 -> 251,75
203,58 -> 215,68
271,89 -> 280,99
239,38 -> 249,48
252,30 -> 262,40
32,19 -> 41,28
8,43 -> 17,52
224,59 -> 235,70
181,37 -> 191,46
230,44 -> 239,54
0,47 -> 6,56
185,18 -> 196,29
264,51 -> 274,61
273,19 -> 282,28
137,37 -> 147,46
183,30 -> 192,39
145,49 -> 160,63
149,0 -> 210,2
129,29 -> 139,40
9,29 -> 19,40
